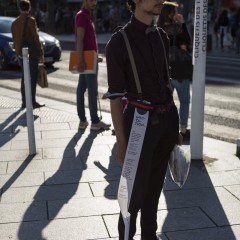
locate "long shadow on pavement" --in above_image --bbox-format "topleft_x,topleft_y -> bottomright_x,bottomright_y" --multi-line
94,142 -> 119,200
160,157 -> 237,240
17,130 -> 98,240
0,109 -> 28,149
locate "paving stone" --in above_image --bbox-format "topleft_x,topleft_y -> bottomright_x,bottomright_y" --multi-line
1,183 -> 92,203
0,142 -> 11,150
160,187 -> 240,210
166,225 -> 240,240
14,123 -> 70,132
75,134 -> 116,146
0,172 -> 44,189
0,113 -> 17,120
11,138 -> 75,150
89,180 -> 119,198
201,199 -> 240,226
225,185 -> 240,200
0,201 -> 47,223
43,147 -> 77,159
7,157 -> 84,174
157,207 -> 215,232
0,216 -> 109,240
0,149 -> 42,161
203,154 -> 240,172
0,131 -> 41,141
81,155 -> 119,169
41,129 -> 77,139
0,162 -> 7,174
103,207 -> 213,238
181,166 -> 240,189
44,167 -> 121,185
48,197 -> 119,219
207,170 -> 240,186
75,144 -> 112,157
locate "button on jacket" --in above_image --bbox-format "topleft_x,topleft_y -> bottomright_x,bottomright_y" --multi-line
11,13 -> 43,59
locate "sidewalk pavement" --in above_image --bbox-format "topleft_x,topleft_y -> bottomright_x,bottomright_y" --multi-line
0,86 -> 240,240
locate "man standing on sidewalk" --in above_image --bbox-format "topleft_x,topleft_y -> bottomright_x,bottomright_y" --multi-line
75,0 -> 111,130
12,0 -> 45,109
106,0 -> 180,239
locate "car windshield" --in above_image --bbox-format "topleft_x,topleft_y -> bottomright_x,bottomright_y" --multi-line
0,19 -> 13,33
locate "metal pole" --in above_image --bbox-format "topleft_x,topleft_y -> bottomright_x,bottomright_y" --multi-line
22,48 -> 36,156
190,0 -> 208,160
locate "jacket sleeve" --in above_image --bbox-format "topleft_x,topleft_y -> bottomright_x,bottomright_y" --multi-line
29,17 -> 44,57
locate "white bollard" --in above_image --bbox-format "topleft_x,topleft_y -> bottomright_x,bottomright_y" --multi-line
190,0 -> 208,160
22,48 -> 36,155
237,138 -> 240,158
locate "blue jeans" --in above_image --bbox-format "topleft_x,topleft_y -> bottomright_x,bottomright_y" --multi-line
171,79 -> 190,129
76,70 -> 100,124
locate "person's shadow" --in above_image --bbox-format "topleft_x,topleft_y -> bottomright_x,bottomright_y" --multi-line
17,129 -> 99,240
159,155 -> 237,239
0,109 -> 28,149
0,110 -> 40,193
94,143 -> 121,199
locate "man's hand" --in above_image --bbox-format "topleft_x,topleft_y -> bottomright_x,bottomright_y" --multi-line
77,61 -> 85,72
174,13 -> 185,23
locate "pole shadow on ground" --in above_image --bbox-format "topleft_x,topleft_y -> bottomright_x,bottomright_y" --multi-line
16,129 -> 99,240
0,109 -> 39,194
0,109 -> 38,149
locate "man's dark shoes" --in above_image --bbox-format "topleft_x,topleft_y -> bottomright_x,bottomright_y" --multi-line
180,129 -> 190,142
33,102 -> 45,109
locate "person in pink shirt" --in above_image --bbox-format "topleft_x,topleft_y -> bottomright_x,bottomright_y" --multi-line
75,0 -> 111,130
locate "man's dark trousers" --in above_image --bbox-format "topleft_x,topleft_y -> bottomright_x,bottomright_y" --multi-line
21,58 -> 38,105
118,104 -> 179,240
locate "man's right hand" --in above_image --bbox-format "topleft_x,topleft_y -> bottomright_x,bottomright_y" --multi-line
77,62 -> 85,72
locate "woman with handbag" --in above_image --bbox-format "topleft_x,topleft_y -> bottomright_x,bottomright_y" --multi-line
157,1 -> 192,141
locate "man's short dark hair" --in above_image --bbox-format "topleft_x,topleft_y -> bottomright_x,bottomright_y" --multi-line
127,0 -> 136,12
19,0 -> 31,12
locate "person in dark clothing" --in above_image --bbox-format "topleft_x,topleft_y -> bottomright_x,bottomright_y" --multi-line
217,9 -> 230,51
11,0 -> 45,109
158,1 -> 192,141
106,0 -> 181,239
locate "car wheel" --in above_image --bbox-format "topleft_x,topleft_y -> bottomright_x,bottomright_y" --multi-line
0,49 -> 8,70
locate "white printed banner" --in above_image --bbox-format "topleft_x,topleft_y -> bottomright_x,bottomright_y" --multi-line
118,108 -> 149,240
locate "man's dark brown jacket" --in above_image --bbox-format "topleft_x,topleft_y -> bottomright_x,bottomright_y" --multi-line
11,13 -> 43,59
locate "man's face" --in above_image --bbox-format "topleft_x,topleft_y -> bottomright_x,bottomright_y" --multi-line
137,0 -> 165,16
85,0 -> 97,11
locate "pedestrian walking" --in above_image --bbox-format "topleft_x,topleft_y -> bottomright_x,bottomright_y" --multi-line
217,9 -> 230,51
11,0 -> 45,109
158,1 -> 192,141
75,0 -> 111,130
106,0 -> 181,239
